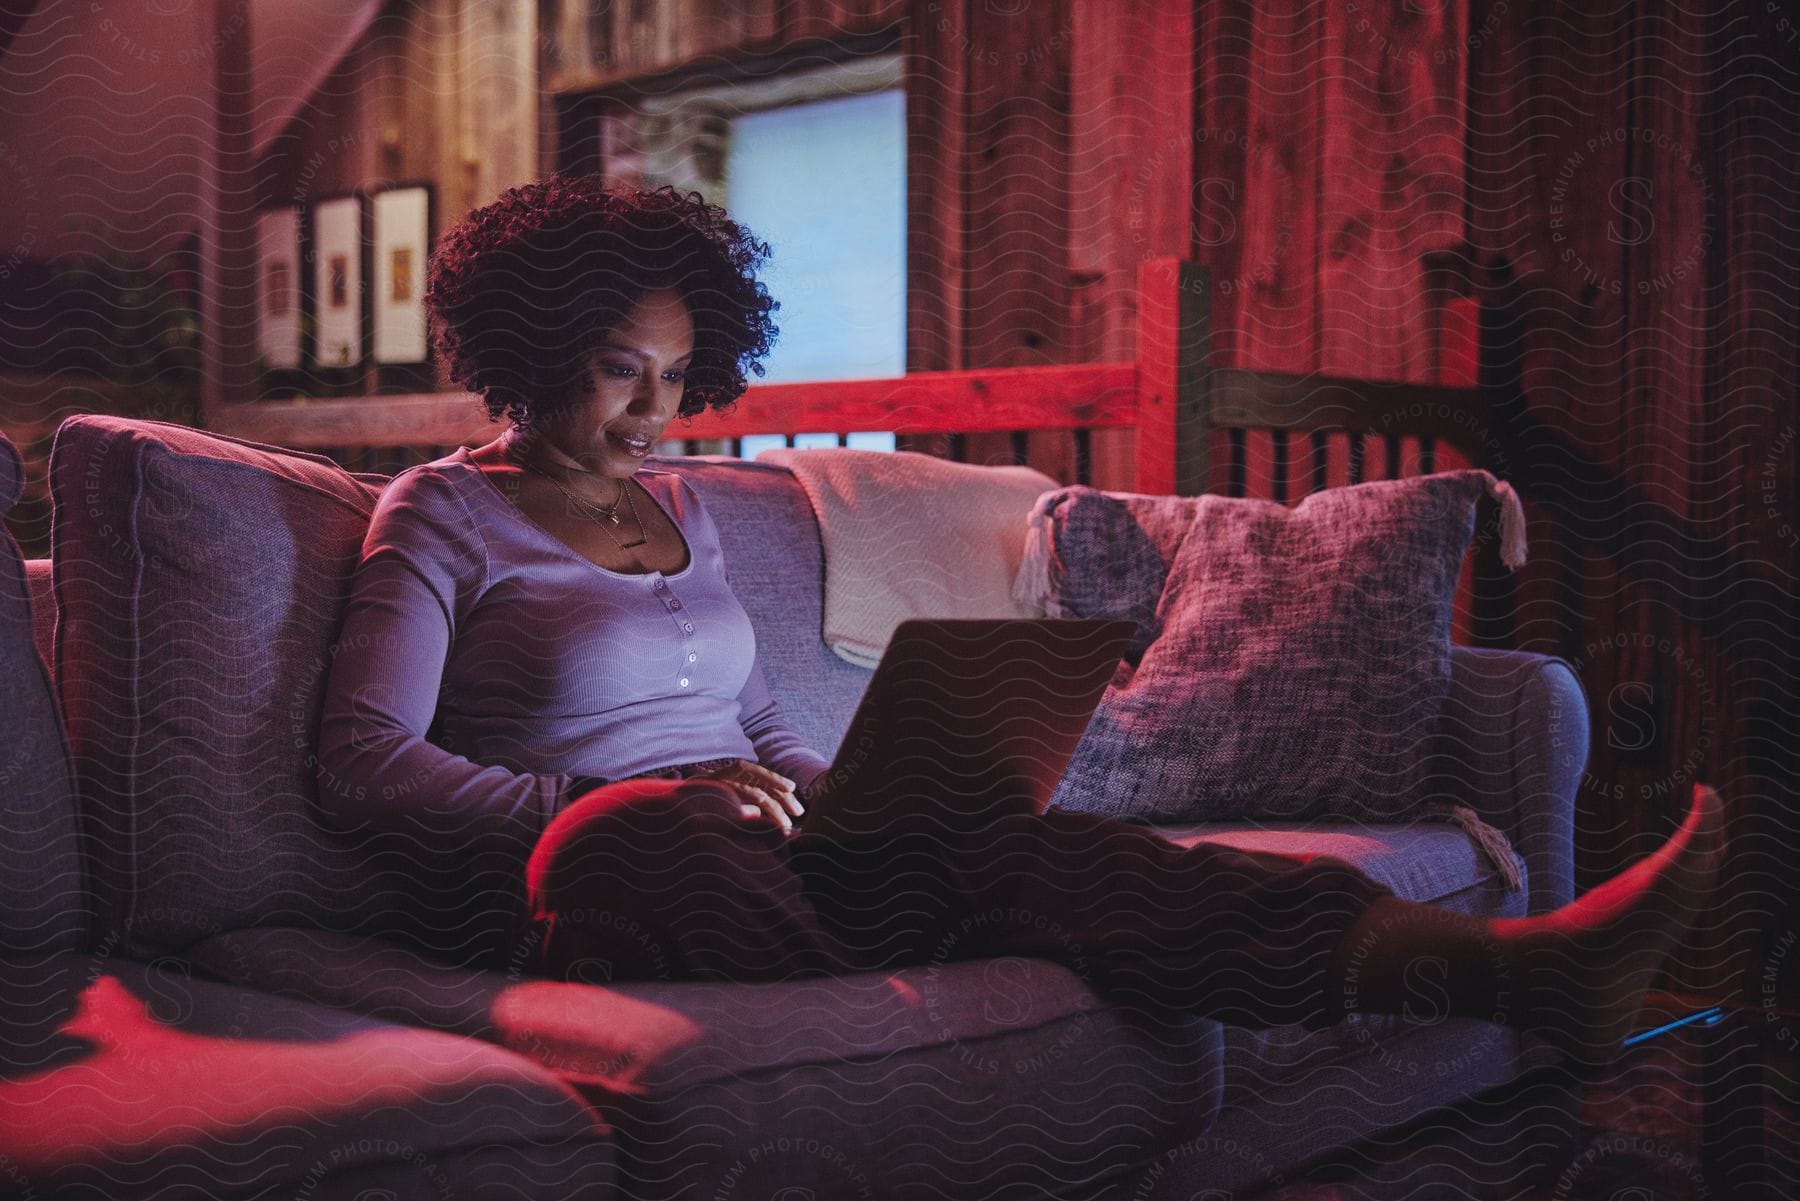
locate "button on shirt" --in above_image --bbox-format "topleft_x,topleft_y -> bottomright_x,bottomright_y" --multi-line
313,452 -> 831,847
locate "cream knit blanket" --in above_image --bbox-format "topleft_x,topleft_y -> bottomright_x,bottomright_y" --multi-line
757,448 -> 1058,666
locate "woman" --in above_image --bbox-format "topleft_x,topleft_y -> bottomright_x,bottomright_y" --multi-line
315,177 -> 1721,1068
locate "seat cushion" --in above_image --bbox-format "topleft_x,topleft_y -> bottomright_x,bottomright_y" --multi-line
0,952 -> 614,1199
1154,820 -> 1530,1110
0,431 -> 84,958
183,926 -> 1225,1200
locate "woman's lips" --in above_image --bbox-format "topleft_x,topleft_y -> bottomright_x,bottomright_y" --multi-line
607,430 -> 655,458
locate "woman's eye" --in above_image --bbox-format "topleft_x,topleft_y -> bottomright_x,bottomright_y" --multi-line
600,365 -> 682,382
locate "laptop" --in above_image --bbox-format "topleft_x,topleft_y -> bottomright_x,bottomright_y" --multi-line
793,617 -> 1136,841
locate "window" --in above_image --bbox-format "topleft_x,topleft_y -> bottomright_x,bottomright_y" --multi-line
596,55 -> 905,458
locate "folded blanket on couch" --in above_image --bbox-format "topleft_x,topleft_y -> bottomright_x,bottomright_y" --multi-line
758,448 -> 1057,666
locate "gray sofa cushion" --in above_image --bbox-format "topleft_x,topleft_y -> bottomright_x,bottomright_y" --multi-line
0,431 -> 85,958
649,455 -> 872,760
46,416 -> 529,967
1042,472 -> 1502,822
0,951 -> 614,1199
183,925 -> 1224,1200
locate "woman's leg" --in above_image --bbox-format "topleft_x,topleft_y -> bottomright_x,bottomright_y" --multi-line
905,807 -> 1401,1031
786,812 -> 982,975
847,783 -> 1724,1067
1327,782 -> 1725,1066
528,772 -> 1723,1067
524,777 -> 863,984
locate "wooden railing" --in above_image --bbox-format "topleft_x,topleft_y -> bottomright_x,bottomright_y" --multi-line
208,258 -> 1487,496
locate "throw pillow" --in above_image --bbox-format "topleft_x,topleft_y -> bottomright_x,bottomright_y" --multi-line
1025,470 -> 1525,825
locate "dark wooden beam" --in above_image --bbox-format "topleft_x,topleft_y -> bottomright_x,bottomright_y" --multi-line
1134,258 -> 1212,495
1205,368 -> 1490,462
198,0 -> 257,419
550,25 -> 899,99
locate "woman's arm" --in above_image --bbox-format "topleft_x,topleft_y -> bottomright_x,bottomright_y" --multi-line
667,472 -> 832,796
735,649 -> 833,796
314,470 -> 583,855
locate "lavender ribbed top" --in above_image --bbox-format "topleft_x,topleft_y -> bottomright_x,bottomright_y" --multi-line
313,446 -> 831,846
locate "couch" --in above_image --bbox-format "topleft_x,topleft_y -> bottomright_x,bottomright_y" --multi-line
0,414 -> 1590,1199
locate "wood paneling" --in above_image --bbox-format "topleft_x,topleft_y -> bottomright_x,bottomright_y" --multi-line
1231,0 -> 1320,376
1468,0 -> 1677,875
1317,0 -> 1466,383
1067,0 -> 1195,490
1464,0 -> 1799,1041
903,0 -> 967,378
256,0 -> 538,230
959,0 -> 1074,476
1696,9 -> 1800,1184
540,0 -> 903,94
1188,0 -> 1252,493
897,0 -> 967,461
459,0 -> 539,212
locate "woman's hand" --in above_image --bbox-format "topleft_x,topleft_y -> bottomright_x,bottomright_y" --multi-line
698,759 -> 805,833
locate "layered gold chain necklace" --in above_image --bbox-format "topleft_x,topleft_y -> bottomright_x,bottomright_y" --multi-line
514,458 -> 649,551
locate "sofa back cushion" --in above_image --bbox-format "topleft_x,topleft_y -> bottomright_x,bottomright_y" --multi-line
0,431 -> 86,957
652,455 -> 870,757
47,416 -> 528,962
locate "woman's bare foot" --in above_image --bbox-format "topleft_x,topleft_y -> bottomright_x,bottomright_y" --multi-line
1491,782 -> 1725,1068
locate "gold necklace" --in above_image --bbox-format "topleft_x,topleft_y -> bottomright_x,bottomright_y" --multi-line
519,461 -> 648,551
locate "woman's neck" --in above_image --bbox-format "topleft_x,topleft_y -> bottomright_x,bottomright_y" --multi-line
500,426 -> 624,503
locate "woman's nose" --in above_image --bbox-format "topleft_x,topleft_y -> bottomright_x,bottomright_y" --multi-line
629,375 -> 675,418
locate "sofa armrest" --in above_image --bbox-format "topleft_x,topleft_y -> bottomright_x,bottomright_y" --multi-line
1422,648 -> 1589,916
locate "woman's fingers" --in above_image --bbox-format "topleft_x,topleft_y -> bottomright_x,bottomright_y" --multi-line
740,762 -> 800,806
699,760 -> 801,830
764,771 -> 805,818
735,783 -> 793,833
725,762 -> 804,819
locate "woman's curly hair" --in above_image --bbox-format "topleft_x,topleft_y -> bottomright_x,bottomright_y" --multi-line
425,177 -> 779,427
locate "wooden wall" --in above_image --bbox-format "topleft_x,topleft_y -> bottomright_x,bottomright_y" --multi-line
540,0 -> 1800,1019
1457,0 -> 1797,1023
253,0 -> 538,398
257,0 -> 538,251
255,0 -> 1796,1016
539,0 -> 906,91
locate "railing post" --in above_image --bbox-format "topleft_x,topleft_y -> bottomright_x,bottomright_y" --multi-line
1134,258 -> 1213,495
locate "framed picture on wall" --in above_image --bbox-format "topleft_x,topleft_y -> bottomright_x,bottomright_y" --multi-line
371,183 -> 433,364
309,194 -> 364,368
255,207 -> 302,370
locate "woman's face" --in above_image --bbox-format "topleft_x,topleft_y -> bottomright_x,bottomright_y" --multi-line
541,287 -> 696,478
